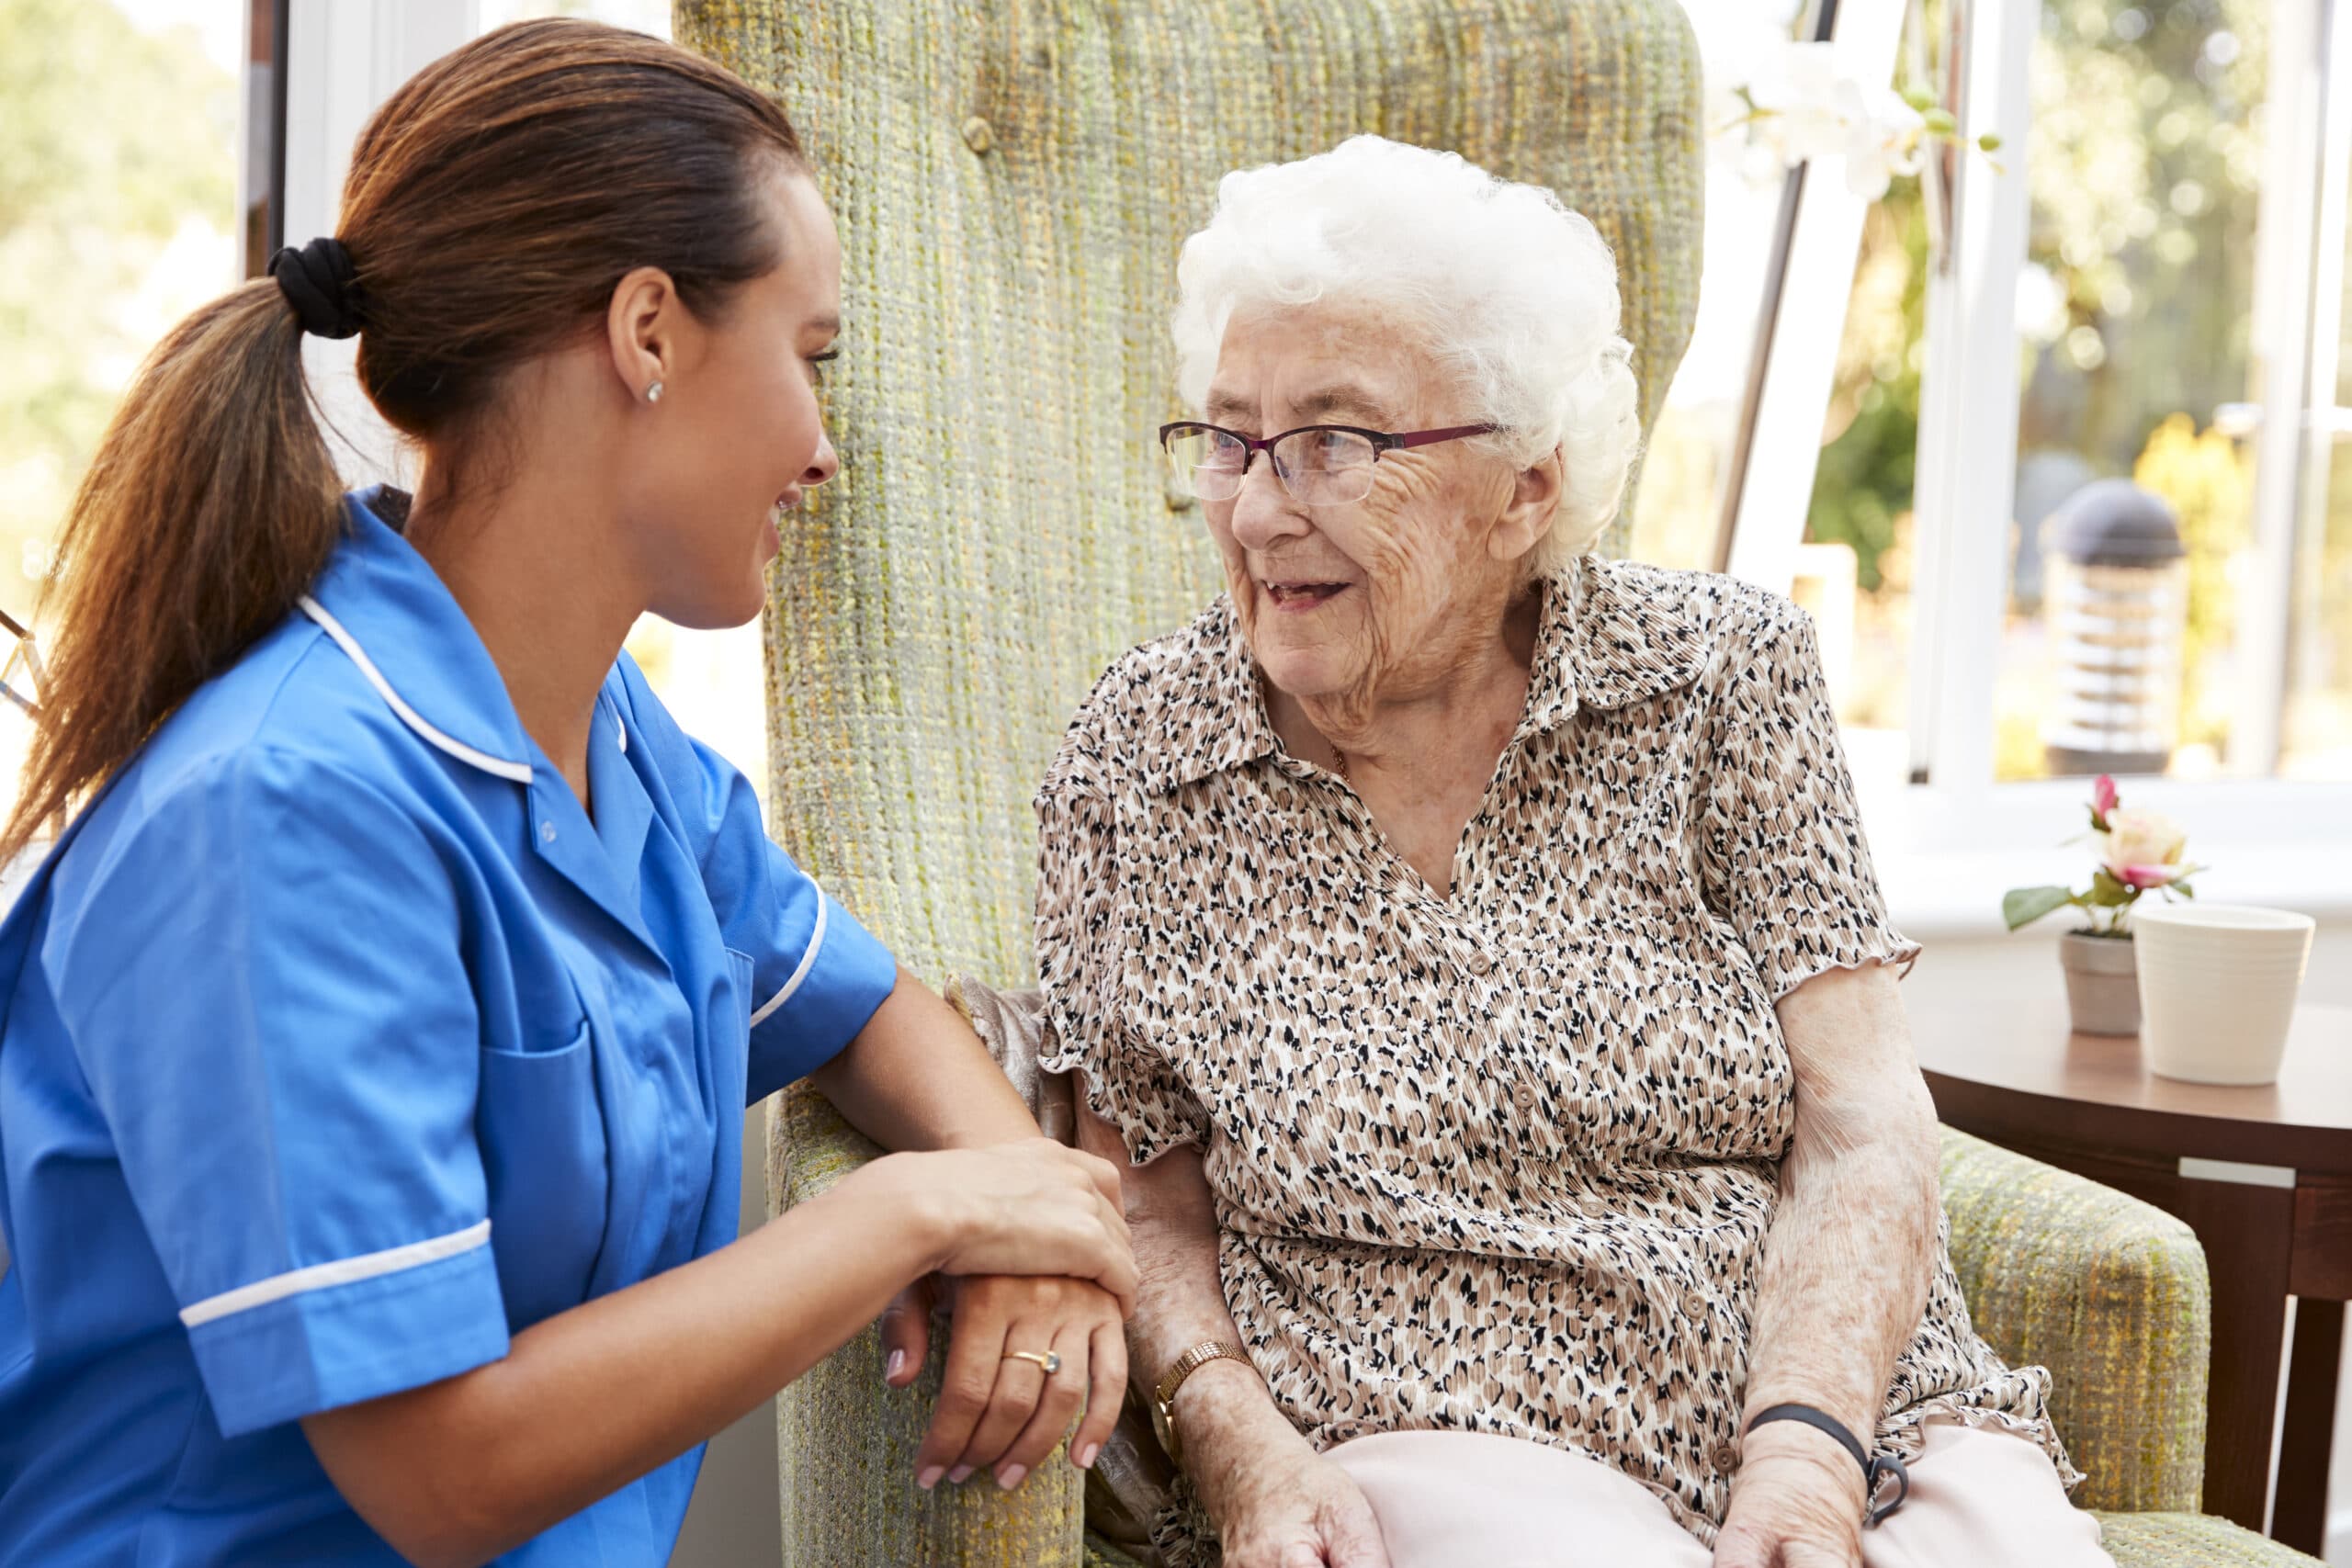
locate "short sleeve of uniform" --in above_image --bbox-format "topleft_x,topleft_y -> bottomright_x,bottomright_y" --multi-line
1692,606 -> 1922,1002
50,750 -> 509,1438
1032,773 -> 1209,1167
607,661 -> 898,1103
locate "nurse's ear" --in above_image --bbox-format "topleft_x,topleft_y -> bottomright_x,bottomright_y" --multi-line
604,265 -> 689,408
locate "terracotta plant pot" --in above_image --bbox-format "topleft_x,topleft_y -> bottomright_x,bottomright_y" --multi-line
2059,931 -> 2139,1036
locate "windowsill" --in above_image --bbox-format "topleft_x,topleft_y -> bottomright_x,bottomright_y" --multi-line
1862,776 -> 2352,941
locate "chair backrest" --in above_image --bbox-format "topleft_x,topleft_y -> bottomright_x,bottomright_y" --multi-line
680,0 -> 1705,987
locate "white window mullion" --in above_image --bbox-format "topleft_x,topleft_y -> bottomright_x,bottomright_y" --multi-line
1907,0 -> 2033,795
1723,0 -> 1912,595
283,0 -> 480,490
2234,0 -> 2332,777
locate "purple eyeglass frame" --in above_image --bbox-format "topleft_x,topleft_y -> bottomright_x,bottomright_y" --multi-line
1158,420 -> 1499,494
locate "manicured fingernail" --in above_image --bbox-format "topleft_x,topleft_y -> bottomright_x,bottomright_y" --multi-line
947,1465 -> 973,1484
1075,1443 -> 1100,1470
997,1464 -> 1027,1490
916,1466 -> 944,1491
886,1349 -> 905,1381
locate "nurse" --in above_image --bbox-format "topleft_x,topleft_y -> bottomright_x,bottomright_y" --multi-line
0,19 -> 1133,1567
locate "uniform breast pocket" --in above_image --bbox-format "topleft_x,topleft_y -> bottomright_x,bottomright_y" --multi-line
478,1019 -> 610,1329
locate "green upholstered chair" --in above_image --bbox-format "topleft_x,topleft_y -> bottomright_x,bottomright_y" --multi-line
673,2 -> 2323,1562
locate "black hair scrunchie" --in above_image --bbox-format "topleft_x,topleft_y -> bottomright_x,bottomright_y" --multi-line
268,237 -> 364,341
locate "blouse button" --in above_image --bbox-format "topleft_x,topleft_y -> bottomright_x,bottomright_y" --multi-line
1513,1081 -> 1537,1110
1681,1287 -> 1711,1323
1713,1441 -> 1741,1475
539,821 -> 558,844
1464,949 -> 1495,977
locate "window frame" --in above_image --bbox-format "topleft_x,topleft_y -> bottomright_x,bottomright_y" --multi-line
1716,0 -> 2352,931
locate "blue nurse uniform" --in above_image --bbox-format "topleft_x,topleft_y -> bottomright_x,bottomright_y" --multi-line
0,487 -> 900,1564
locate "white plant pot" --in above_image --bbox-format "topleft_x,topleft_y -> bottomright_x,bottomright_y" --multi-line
2133,903 -> 2315,1086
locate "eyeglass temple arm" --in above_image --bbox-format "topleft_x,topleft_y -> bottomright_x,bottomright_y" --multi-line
1390,423 -> 1500,449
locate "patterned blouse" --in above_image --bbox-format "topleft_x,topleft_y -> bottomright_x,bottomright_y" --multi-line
1034,557 -> 2075,1557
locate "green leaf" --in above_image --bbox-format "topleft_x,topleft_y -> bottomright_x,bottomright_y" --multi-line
2085,869 -> 2135,908
2003,886 -> 2076,931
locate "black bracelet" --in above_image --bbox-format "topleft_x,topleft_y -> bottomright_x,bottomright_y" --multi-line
1744,1404 -> 1911,1527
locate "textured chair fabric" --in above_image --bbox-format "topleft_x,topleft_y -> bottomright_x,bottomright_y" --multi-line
679,0 -> 1705,991
1936,1126 -> 2210,1515
674,4 -> 1705,1561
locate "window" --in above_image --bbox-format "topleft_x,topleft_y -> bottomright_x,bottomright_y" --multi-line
0,0 -> 244,823
1995,0 -> 2271,783
1682,0 -> 2352,921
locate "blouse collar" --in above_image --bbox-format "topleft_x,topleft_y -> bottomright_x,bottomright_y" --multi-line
1140,555 -> 1709,796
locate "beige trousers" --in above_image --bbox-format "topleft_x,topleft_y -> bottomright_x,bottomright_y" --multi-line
1324,1420 -> 2113,1568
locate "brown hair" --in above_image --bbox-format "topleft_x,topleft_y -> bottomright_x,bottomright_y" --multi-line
4,19 -> 803,860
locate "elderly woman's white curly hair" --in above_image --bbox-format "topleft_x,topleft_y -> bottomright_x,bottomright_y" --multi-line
1170,135 -> 1642,571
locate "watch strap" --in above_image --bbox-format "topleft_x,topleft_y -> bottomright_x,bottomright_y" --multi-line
1154,1339 -> 1251,1408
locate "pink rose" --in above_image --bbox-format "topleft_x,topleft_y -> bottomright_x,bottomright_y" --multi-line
2092,774 -> 2119,818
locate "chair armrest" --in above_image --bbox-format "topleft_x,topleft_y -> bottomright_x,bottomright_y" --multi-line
1938,1125 -> 2211,1514
765,1079 -> 1086,1566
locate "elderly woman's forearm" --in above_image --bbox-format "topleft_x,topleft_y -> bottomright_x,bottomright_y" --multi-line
1741,1074 -> 1941,1443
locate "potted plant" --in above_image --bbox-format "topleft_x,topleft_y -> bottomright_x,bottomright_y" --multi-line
2002,775 -> 2200,1035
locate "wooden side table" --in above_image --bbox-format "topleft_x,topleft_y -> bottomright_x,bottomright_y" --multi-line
1915,998 -> 2352,1553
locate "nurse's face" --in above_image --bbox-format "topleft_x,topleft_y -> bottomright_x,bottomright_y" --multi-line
622,164 -> 842,629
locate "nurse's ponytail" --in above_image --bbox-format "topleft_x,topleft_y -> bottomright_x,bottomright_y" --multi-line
2,19 -> 803,863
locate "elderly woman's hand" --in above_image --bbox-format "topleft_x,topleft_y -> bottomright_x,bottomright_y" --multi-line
878,1272 -> 1128,1491
1183,1372 -> 1390,1568
1712,1426 -> 1866,1568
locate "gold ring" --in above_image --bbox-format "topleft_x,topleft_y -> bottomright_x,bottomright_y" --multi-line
1003,1349 -> 1062,1375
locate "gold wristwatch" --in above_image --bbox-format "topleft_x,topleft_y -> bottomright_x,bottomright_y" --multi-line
1150,1340 -> 1252,1469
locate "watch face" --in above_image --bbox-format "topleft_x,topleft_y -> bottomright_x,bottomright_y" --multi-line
1150,1399 -> 1179,1465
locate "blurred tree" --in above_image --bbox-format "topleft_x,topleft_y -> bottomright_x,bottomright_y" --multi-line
0,0 -> 234,611
2133,412 -> 2252,751
1804,0 -> 2267,594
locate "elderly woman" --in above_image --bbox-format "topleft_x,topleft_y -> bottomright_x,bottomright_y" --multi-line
1035,138 -> 2110,1568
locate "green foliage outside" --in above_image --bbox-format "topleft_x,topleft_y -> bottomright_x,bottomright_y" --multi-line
1805,0 -> 2267,594
0,0 -> 235,615
2132,412 -> 2250,753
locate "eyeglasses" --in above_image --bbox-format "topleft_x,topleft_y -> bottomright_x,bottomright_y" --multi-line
1158,420 -> 1499,506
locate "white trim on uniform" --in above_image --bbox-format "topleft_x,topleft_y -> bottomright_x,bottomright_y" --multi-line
748,884 -> 827,1029
178,1219 -> 492,1329
299,597 -> 536,785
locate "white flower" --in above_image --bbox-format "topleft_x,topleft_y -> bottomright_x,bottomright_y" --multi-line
1841,85 -> 1927,200
1747,42 -> 1859,165
2097,807 -> 2189,890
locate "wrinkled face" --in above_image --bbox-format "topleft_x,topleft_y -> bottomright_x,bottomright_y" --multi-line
622,165 -> 842,629
1198,301 -> 1532,710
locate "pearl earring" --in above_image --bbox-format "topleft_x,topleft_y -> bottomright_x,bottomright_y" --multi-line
645,381 -> 664,404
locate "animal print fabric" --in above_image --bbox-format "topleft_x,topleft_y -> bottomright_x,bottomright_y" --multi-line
1033,557 -> 2075,1560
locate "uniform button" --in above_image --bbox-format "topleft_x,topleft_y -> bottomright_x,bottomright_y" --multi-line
1713,1441 -> 1741,1474
540,821 -> 558,843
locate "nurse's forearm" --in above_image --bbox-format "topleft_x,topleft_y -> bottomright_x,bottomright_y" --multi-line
807,965 -> 1041,1151
303,1157 -> 946,1568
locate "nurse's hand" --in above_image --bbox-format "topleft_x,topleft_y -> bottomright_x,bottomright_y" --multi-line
883,1271 -> 1128,1490
858,1137 -> 1137,1311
